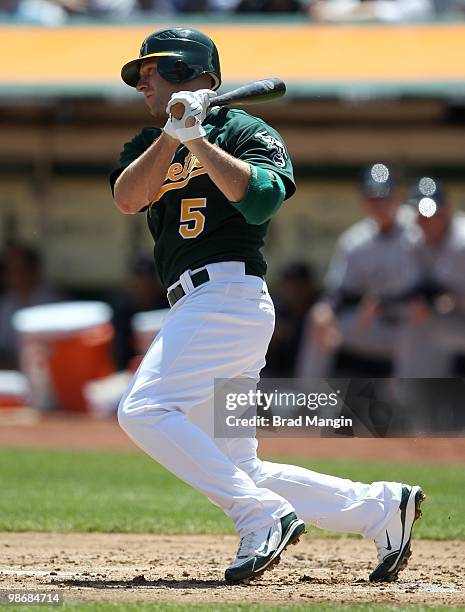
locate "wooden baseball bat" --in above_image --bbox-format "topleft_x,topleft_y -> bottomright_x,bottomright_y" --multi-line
170,77 -> 286,119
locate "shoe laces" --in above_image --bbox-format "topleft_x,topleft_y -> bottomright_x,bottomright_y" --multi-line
375,543 -> 386,564
236,531 -> 261,558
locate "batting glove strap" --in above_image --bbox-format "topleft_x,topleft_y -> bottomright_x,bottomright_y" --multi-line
174,120 -> 207,143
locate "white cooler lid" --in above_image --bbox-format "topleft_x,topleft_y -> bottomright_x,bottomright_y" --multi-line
12,301 -> 113,336
0,370 -> 30,397
131,308 -> 170,334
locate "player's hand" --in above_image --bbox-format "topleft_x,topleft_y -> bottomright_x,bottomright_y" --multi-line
356,298 -> 380,331
310,303 -> 341,351
166,89 -> 217,143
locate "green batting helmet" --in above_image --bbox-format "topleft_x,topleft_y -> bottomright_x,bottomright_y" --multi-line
121,28 -> 221,90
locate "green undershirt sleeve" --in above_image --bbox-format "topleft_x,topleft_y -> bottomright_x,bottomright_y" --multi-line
231,164 -> 286,225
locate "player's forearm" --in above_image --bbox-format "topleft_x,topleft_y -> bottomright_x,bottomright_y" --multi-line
114,133 -> 178,214
186,138 -> 250,203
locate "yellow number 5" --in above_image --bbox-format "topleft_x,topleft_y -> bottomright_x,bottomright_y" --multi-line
179,198 -> 207,239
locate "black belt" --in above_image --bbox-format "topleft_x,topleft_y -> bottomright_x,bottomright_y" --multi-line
167,269 -> 210,307
167,263 -> 263,308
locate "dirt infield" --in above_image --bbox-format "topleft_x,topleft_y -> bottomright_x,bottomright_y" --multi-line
1,414 -> 464,607
1,533 -> 464,607
1,412 -> 465,464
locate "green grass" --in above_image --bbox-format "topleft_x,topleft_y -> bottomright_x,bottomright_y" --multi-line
0,448 -> 463,539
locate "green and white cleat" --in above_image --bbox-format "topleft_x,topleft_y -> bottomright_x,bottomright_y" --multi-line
370,484 -> 425,582
225,511 -> 306,584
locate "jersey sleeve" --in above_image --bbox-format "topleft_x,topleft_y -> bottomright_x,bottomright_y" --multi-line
222,111 -> 296,200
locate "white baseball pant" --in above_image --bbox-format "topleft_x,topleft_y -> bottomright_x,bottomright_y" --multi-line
118,261 -> 402,538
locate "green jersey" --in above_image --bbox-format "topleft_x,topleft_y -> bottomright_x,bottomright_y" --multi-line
110,107 -> 296,289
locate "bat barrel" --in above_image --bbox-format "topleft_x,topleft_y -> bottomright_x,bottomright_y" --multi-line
169,78 -> 286,119
212,78 -> 286,107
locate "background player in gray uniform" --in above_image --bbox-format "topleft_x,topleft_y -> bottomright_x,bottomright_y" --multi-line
111,29 -> 423,585
297,163 -> 417,378
395,177 -> 465,377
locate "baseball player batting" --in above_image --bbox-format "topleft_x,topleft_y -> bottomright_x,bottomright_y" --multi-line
111,27 -> 425,584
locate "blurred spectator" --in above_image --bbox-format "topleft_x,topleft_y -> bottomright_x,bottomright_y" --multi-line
56,0 -> 136,18
264,261 -> 319,376
309,0 -> 434,22
235,0 -> 303,12
0,244 -> 61,369
297,163 -> 417,378
139,0 -> 304,11
67,0 -> 137,17
3,0 -> 464,19
432,0 -> 465,17
166,0 -> 208,9
395,178 -> 465,377
112,257 -> 168,371
0,0 -> 68,24
0,0 -> 307,16
0,0 -> 136,23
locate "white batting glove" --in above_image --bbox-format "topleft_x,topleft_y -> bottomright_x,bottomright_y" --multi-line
166,89 -> 217,143
162,116 -> 180,141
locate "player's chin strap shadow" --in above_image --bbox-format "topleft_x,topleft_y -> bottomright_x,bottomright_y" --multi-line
54,576 -> 224,590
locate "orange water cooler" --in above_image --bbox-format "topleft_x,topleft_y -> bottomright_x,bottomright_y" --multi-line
12,302 -> 116,412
